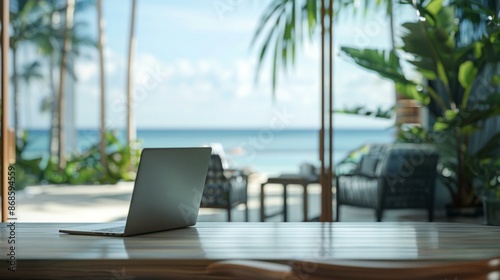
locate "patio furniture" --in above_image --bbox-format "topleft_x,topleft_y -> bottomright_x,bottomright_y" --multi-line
260,174 -> 319,222
200,154 -> 249,222
260,163 -> 320,222
335,143 -> 388,176
336,143 -> 439,222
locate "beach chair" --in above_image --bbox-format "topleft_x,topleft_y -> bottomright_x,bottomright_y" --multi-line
336,143 -> 439,222
200,154 -> 249,222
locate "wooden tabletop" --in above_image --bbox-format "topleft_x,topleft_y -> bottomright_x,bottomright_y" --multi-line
1,222 -> 500,279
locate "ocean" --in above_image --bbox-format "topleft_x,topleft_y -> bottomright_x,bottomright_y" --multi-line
23,128 -> 395,175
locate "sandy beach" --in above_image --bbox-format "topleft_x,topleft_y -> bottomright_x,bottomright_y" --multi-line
14,173 -> 483,224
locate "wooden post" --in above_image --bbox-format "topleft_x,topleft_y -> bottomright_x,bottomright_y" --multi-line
327,0 -> 334,222
1,0 -> 10,222
319,0 -> 326,222
320,0 -> 334,222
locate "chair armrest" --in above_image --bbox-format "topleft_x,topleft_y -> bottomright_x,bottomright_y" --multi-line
224,168 -> 249,179
337,173 -> 379,180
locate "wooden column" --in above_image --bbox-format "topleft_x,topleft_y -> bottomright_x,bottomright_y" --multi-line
320,0 -> 334,222
1,0 -> 10,222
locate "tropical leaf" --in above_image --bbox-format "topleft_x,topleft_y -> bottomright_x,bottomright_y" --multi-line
458,60 -> 479,108
19,61 -> 43,83
251,0 -> 324,98
335,105 -> 394,119
340,47 -> 405,82
433,102 -> 500,133
252,0 -> 394,96
476,132 -> 500,158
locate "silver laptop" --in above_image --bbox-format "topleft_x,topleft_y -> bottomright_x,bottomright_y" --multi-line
59,147 -> 211,237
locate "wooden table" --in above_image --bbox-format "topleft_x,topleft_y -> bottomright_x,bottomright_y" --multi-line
1,222 -> 500,279
260,174 -> 319,222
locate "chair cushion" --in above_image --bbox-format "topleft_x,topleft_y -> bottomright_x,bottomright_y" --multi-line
358,155 -> 380,177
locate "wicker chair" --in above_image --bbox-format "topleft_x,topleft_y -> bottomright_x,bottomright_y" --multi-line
336,143 -> 439,222
200,154 -> 249,222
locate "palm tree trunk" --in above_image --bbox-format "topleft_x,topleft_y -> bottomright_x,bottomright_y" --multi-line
49,57 -> 58,159
126,0 -> 137,149
97,0 -> 107,170
57,0 -> 75,169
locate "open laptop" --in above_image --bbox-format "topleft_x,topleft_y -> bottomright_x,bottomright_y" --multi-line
59,147 -> 211,237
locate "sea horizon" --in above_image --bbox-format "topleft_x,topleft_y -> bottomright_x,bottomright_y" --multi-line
23,127 -> 395,132
22,128 -> 396,174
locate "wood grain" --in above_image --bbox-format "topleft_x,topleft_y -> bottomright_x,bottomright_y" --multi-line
1,222 -> 499,279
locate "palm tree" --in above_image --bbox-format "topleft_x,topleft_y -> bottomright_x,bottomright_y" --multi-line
35,0 -> 95,161
252,0 -> 393,97
35,4 -> 60,159
16,61 -> 43,125
126,0 -> 137,151
56,0 -> 75,169
9,0 -> 45,136
97,0 -> 107,170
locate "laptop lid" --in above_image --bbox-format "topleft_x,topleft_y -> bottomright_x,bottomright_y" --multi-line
123,147 -> 211,236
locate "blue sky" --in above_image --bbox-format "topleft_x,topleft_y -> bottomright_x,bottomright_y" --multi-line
18,0 -> 412,129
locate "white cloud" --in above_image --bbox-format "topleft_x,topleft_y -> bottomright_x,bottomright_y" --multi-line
75,60 -> 98,83
21,1 -> 397,130
138,3 -> 258,34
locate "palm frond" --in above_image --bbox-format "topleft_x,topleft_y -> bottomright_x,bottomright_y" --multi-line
252,0 -> 318,98
335,105 -> 395,119
252,0 -> 394,96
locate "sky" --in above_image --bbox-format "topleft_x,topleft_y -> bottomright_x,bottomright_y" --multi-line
16,0 -> 416,130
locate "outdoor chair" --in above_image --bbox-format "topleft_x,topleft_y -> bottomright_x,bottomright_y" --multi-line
335,143 -> 387,176
336,143 -> 439,222
200,154 -> 249,222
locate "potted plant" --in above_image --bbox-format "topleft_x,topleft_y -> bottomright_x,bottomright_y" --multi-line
340,0 -> 500,211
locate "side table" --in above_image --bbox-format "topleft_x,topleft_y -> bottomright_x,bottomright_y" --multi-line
260,174 -> 319,222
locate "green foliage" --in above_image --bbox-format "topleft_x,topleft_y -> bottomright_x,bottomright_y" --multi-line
13,132 -> 44,190
15,131 -> 140,187
335,105 -> 394,119
470,158 -> 500,199
340,47 -> 432,104
334,143 -> 372,176
341,1 -> 500,206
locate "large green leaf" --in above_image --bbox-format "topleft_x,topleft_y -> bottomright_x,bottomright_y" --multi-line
395,82 -> 431,104
340,47 -> 432,104
458,61 -> 479,109
458,61 -> 478,90
426,0 -> 444,17
475,132 -> 500,161
340,47 -> 406,82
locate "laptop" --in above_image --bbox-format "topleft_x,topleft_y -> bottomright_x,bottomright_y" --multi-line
59,147 -> 212,237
